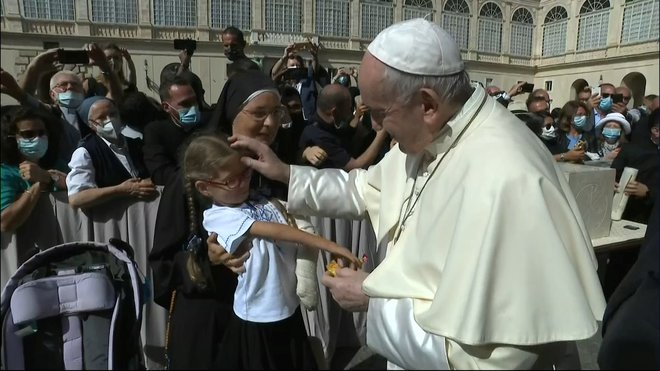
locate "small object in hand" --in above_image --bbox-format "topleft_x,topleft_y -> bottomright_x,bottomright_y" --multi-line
326,260 -> 339,277
575,140 -> 586,151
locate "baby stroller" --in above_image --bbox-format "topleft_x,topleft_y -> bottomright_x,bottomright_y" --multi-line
1,239 -> 145,370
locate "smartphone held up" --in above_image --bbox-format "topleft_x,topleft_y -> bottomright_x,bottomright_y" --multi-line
57,49 -> 89,65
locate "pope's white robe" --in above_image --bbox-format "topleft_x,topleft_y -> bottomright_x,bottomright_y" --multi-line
287,86 -> 606,369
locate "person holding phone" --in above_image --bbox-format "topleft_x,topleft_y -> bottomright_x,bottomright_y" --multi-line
271,42 -> 330,122
10,44 -> 124,162
612,86 -> 641,131
485,81 -> 528,108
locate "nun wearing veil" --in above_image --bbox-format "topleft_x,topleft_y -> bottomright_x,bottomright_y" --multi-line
149,71 -> 317,369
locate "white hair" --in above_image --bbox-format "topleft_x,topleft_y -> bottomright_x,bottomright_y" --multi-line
381,65 -> 473,107
49,70 -> 82,90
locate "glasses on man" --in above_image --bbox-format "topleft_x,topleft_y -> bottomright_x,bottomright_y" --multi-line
242,105 -> 289,124
17,129 -> 47,139
52,81 -> 82,91
204,168 -> 252,190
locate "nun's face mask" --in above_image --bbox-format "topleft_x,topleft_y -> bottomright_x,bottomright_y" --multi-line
234,92 -> 285,145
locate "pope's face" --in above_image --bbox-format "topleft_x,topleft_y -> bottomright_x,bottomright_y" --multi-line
358,53 -> 432,154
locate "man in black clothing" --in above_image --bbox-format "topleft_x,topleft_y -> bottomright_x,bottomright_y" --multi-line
598,201 -> 659,370
298,84 -> 387,171
611,108 -> 658,224
142,77 -> 206,186
601,109 -> 658,300
221,26 -> 261,77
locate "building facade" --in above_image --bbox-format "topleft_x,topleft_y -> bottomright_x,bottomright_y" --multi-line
0,0 -> 657,110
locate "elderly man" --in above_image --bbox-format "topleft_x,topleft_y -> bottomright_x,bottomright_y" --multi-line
225,19 -> 605,369
12,44 -> 123,160
613,86 -> 641,126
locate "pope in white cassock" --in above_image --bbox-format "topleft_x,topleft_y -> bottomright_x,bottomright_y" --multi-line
228,19 -> 606,369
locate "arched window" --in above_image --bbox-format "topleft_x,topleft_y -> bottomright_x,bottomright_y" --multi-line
317,0 -> 350,37
442,0 -> 470,50
478,2 -> 503,54
542,6 -> 568,56
621,0 -> 659,44
510,8 -> 534,57
153,0 -> 197,27
577,0 -> 611,50
265,0 -> 303,33
404,0 -> 433,21
361,0 -> 394,39
210,0 -> 251,30
23,0 -> 75,20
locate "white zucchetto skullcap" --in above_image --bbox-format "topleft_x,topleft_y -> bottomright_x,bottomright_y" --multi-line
367,18 -> 465,76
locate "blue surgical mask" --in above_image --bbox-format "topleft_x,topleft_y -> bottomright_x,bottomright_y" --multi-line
599,97 -> 613,112
57,91 -> 84,109
178,105 -> 200,127
602,127 -> 621,143
17,136 -> 49,160
573,115 -> 587,129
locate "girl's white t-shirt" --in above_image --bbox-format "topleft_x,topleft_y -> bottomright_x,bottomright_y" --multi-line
202,198 -> 298,323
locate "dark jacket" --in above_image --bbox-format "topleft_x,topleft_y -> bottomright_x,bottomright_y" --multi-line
81,134 -> 149,187
142,114 -> 210,186
598,201 -> 659,370
611,141 -> 658,224
555,129 -> 599,161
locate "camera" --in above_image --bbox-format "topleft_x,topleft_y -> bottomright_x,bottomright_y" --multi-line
174,39 -> 197,55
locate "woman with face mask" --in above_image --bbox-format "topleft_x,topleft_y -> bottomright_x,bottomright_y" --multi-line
597,113 -> 631,160
553,100 -> 598,163
66,96 -> 157,209
1,107 -> 69,232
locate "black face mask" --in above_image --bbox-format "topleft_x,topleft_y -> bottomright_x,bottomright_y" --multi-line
224,49 -> 243,62
290,112 -> 305,126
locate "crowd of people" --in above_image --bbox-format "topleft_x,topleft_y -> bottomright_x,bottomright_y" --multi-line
1,19 -> 657,370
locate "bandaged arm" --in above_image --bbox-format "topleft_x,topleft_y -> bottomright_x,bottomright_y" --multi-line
367,298 -> 547,370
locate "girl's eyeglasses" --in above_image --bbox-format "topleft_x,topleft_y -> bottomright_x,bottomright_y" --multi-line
204,168 -> 252,190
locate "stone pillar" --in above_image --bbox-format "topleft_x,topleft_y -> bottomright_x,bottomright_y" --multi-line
303,0 -> 314,34
533,6 -> 544,60
138,0 -> 153,39
566,0 -> 579,54
394,0 -> 403,23
607,0 -> 625,48
253,0 -> 264,30
197,0 -> 210,41
468,0 -> 479,51
75,0 -> 91,36
502,2 -> 511,55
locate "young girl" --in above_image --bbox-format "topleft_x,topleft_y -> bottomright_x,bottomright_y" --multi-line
183,133 -> 360,370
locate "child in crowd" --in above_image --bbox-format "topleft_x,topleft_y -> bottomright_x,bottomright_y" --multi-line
182,133 -> 361,370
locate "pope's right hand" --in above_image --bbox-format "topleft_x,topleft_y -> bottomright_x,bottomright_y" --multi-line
229,134 -> 291,185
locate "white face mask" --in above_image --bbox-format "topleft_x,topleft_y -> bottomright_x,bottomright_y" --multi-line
541,125 -> 557,140
96,117 -> 123,141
